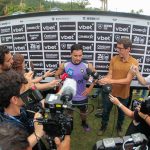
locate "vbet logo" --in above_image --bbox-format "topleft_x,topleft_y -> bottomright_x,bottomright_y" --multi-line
78,22 -> 94,30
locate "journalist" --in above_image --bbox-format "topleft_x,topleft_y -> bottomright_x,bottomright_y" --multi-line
109,94 -> 150,146
0,69 -> 45,149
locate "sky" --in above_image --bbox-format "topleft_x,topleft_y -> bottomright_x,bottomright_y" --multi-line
55,0 -> 150,16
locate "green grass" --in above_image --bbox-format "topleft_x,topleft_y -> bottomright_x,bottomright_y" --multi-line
70,88 -> 132,150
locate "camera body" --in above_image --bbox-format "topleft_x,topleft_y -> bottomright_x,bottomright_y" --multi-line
94,133 -> 148,150
20,89 -> 73,137
38,94 -> 73,137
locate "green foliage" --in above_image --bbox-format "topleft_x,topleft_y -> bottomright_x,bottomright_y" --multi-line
130,9 -> 143,15
0,0 -> 101,16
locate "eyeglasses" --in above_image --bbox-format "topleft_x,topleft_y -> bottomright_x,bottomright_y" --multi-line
116,47 -> 125,51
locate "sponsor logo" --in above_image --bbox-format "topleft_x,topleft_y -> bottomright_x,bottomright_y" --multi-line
78,32 -> 94,41
132,35 -> 146,44
133,55 -> 144,63
0,27 -> 11,34
96,33 -> 112,42
26,23 -> 41,32
80,69 -> 84,73
96,43 -> 112,51
96,23 -> 113,31
115,24 -> 131,33
44,52 -> 59,59
61,52 -> 71,59
59,22 -> 76,30
60,32 -> 76,40
44,42 -> 58,50
29,52 -> 43,59
114,34 -> 130,42
1,35 -> 12,43
45,62 -> 59,68
95,63 -> 109,70
96,53 -> 110,61
28,43 -> 42,50
42,22 -> 57,31
14,43 -> 27,51
67,68 -> 73,77
143,67 -> 150,73
6,44 -> 13,51
60,42 -> 74,50
43,32 -> 58,40
13,34 -> 26,42
83,53 -> 93,60
19,52 -> 28,59
27,33 -> 41,41
78,22 -> 94,30
31,61 -> 44,68
78,43 -> 94,51
12,25 -> 25,33
132,25 -> 147,34
145,56 -> 150,63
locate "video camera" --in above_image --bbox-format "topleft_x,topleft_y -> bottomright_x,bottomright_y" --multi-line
19,86 -> 43,112
20,78 -> 76,138
94,132 -> 148,150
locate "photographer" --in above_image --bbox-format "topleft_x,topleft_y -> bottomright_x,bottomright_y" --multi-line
109,94 -> 150,146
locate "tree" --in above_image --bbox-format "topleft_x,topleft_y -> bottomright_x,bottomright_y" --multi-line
130,9 -> 143,15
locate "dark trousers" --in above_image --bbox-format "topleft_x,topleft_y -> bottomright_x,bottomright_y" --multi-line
101,91 -> 129,127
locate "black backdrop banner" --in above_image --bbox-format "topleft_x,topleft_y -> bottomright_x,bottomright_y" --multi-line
0,11 -> 150,86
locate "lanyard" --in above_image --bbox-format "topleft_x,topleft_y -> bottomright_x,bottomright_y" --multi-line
4,112 -> 25,128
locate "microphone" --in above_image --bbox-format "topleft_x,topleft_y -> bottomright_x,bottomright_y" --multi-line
60,73 -> 69,82
49,67 -> 58,72
86,68 -> 92,75
83,74 -> 94,83
60,78 -> 77,102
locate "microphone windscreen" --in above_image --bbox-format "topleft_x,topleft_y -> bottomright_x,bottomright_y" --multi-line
61,78 -> 77,96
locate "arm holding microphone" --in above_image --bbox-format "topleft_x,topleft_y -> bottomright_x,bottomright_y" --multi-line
109,94 -> 150,126
32,69 -> 56,83
82,64 -> 98,96
55,63 -> 65,79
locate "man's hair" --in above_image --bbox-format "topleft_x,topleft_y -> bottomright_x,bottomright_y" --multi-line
71,44 -> 83,53
0,69 -> 28,108
117,38 -> 132,49
12,53 -> 25,74
0,45 -> 10,64
0,122 -> 29,150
